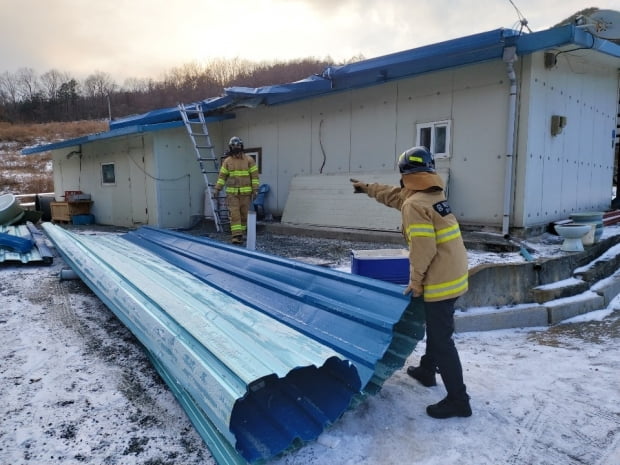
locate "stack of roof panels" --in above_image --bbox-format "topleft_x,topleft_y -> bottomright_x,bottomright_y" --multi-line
43,223 -> 424,464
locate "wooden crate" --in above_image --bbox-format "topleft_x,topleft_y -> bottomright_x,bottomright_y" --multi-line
51,201 -> 93,222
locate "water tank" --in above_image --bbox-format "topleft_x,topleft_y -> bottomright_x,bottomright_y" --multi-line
0,194 -> 25,225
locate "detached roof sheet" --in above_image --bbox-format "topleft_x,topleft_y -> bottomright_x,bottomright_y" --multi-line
0,223 -> 53,265
43,223 -> 424,464
124,226 -> 425,394
23,24 -> 620,155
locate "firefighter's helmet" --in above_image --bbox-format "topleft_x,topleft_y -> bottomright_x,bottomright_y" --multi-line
228,136 -> 244,151
398,146 -> 435,174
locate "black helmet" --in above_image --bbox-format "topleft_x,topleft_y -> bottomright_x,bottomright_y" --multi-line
398,146 -> 435,174
228,136 -> 244,153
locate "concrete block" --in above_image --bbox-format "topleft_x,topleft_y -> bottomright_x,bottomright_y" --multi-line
545,291 -> 605,324
455,305 -> 548,333
530,278 -> 589,303
591,274 -> 620,306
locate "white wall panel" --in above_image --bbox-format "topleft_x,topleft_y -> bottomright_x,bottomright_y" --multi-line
518,51 -> 618,229
273,105 -> 312,212
309,92 -> 353,174
153,129 -> 205,228
52,145 -> 82,201
281,169 -> 449,231
350,84 -> 398,171
449,73 -> 508,225
81,139 -> 133,226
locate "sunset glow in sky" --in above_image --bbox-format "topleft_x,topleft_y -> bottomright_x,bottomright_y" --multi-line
2,0 -> 619,83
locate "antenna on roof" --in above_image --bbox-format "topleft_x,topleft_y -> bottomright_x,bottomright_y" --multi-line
575,9 -> 620,40
507,0 -> 532,33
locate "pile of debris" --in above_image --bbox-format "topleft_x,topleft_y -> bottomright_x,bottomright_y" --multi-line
0,193 -> 52,264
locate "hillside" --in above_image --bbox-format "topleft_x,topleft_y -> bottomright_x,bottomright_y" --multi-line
0,121 -> 107,196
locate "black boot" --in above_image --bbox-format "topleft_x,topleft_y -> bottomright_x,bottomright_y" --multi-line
426,396 -> 472,419
406,365 -> 437,387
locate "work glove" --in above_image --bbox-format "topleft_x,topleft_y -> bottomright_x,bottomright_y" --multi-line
403,281 -> 423,297
350,178 -> 368,194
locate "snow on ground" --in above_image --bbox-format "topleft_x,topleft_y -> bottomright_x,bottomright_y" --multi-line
1,227 -> 619,464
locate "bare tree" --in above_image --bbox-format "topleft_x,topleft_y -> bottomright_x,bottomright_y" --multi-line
122,77 -> 153,93
40,69 -> 72,100
206,57 -> 257,86
16,67 -> 40,101
0,71 -> 19,106
83,71 -> 117,98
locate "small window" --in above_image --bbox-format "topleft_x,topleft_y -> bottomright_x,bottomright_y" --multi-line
244,147 -> 262,174
101,162 -> 116,185
416,120 -> 451,158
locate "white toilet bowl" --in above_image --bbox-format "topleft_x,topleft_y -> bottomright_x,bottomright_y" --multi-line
554,223 -> 591,252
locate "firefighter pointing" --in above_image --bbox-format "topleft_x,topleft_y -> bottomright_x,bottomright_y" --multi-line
351,146 -> 472,419
213,136 -> 259,244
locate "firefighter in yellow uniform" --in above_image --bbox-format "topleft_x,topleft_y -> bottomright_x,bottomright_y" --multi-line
213,136 -> 259,244
350,146 -> 471,419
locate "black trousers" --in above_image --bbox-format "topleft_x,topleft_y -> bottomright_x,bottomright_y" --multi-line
421,297 -> 468,401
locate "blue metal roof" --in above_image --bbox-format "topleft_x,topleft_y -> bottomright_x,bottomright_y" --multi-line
21,116 -> 232,155
42,223 -> 423,464
23,24 -> 620,155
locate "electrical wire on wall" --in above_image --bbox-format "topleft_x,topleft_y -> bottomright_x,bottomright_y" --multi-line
554,33 -> 596,62
127,153 -> 189,182
318,119 -> 327,174
127,137 -> 189,182
64,146 -> 83,189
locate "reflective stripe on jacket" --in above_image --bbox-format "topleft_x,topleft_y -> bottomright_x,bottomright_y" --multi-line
216,154 -> 259,195
366,182 -> 468,302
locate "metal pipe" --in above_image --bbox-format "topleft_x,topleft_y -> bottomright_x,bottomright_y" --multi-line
502,46 -> 518,236
59,268 -> 79,280
246,210 -> 256,250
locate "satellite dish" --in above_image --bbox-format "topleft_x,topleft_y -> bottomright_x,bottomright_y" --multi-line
576,9 -> 620,40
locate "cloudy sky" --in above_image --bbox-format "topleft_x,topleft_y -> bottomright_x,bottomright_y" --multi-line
2,0 -> 619,84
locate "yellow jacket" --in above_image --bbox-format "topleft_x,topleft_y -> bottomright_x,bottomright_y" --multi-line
365,173 -> 468,302
215,154 -> 259,195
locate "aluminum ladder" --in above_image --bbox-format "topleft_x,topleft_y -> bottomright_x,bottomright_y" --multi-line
178,103 -> 229,232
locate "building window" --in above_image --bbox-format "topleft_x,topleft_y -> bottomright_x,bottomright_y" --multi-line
416,120 -> 451,158
244,147 -> 262,174
101,162 -> 116,185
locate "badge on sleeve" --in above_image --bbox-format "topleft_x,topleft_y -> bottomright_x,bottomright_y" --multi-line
433,200 -> 452,216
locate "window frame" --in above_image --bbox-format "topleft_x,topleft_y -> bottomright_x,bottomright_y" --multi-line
415,120 -> 452,158
244,147 -> 262,174
101,162 -> 116,186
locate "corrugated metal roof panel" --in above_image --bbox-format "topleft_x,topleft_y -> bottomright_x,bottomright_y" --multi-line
108,96 -> 236,130
0,223 -> 53,265
42,223 -> 364,464
123,226 -> 425,394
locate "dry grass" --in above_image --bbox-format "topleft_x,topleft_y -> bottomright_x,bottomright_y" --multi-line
0,121 -> 108,196
0,120 -> 107,145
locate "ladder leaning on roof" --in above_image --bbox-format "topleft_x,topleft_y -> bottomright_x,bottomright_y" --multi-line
178,103 -> 230,233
